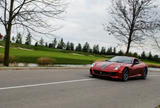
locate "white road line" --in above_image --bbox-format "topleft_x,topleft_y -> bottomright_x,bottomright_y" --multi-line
0,79 -> 94,91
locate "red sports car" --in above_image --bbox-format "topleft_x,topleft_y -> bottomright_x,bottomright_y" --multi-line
90,56 -> 148,81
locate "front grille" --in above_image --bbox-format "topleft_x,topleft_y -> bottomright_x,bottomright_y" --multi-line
94,70 -> 116,76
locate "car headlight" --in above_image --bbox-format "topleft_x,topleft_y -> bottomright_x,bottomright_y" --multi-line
91,63 -> 95,67
114,66 -> 121,70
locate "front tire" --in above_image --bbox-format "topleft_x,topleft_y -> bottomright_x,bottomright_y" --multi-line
122,68 -> 129,81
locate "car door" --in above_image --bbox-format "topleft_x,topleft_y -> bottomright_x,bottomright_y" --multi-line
130,59 -> 140,76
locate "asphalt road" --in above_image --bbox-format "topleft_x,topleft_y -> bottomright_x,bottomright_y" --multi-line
0,68 -> 160,108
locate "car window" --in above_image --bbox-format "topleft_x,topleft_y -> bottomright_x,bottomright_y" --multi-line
108,56 -> 132,64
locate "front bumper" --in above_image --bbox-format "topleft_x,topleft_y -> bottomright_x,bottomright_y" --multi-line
90,68 -> 122,79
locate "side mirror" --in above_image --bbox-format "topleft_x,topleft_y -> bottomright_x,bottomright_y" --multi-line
132,61 -> 139,66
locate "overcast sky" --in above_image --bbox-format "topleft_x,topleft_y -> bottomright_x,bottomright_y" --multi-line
54,0 -> 116,47
52,0 -> 160,55
0,0 -> 160,55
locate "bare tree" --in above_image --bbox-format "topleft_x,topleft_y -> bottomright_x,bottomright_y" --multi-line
104,0 -> 160,54
0,0 -> 66,66
150,33 -> 160,50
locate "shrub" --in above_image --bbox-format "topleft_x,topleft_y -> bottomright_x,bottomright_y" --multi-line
37,57 -> 56,66
0,54 -> 15,63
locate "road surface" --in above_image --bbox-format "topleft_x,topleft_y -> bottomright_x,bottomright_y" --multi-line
0,68 -> 160,108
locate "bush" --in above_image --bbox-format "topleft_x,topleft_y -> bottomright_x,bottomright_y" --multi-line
0,55 -> 15,63
37,57 -> 56,66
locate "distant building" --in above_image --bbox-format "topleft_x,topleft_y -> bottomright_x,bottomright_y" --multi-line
0,34 -> 3,41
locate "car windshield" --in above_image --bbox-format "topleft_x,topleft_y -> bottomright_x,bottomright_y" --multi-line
108,56 -> 132,64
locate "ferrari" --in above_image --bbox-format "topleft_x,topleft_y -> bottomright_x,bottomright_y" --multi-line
90,56 -> 148,81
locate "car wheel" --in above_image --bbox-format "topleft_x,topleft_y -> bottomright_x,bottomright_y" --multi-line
141,68 -> 147,79
122,68 -> 129,81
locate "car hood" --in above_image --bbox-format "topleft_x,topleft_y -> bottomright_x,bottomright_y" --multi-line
94,62 -> 126,70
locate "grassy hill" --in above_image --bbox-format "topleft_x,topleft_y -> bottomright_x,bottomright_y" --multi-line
0,41 -> 109,64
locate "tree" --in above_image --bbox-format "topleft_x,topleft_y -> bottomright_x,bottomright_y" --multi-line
113,47 -> 116,55
93,45 -> 99,54
15,33 -> 22,44
0,0 -> 66,66
104,0 -> 160,54
106,47 -> 113,55
100,47 -> 106,55
118,50 -> 124,56
39,38 -> 44,46
12,36 -> 15,43
82,42 -> 90,52
57,38 -> 65,49
70,42 -> 74,51
150,34 -> 160,50
35,42 -> 38,46
147,52 -> 153,60
25,33 -> 32,45
75,43 -> 82,51
52,38 -> 57,49
66,42 -> 70,50
141,51 -> 146,59
153,55 -> 159,61
45,42 -> 48,47
133,52 -> 138,58
48,43 -> 53,48
89,49 -> 93,53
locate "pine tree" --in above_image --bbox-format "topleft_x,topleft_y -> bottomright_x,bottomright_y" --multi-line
93,45 -> 99,54
75,43 -> 82,51
82,42 -> 90,52
12,36 -> 15,43
118,50 -> 124,56
35,42 -> 38,46
57,38 -> 65,49
52,38 -> 57,48
16,33 -> 22,44
49,43 -> 53,48
113,47 -> 116,55
70,42 -> 74,51
25,33 -> 32,45
45,42 -> 48,47
141,51 -> 146,59
133,52 -> 138,58
148,52 -> 152,60
39,38 -> 44,46
153,55 -> 159,61
89,49 -> 93,53
106,47 -> 113,55
100,47 -> 106,55
66,42 -> 70,50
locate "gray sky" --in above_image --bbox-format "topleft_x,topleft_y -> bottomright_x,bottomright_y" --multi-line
52,0 -> 160,55
54,0 -> 116,48
0,0 -> 160,55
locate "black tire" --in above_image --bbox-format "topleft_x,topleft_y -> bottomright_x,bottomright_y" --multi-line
122,68 -> 129,81
141,68 -> 148,79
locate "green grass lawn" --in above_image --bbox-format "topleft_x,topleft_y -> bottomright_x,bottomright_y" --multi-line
142,60 -> 160,68
0,42 -> 107,64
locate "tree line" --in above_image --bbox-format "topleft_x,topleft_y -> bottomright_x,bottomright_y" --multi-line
9,33 -> 160,62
